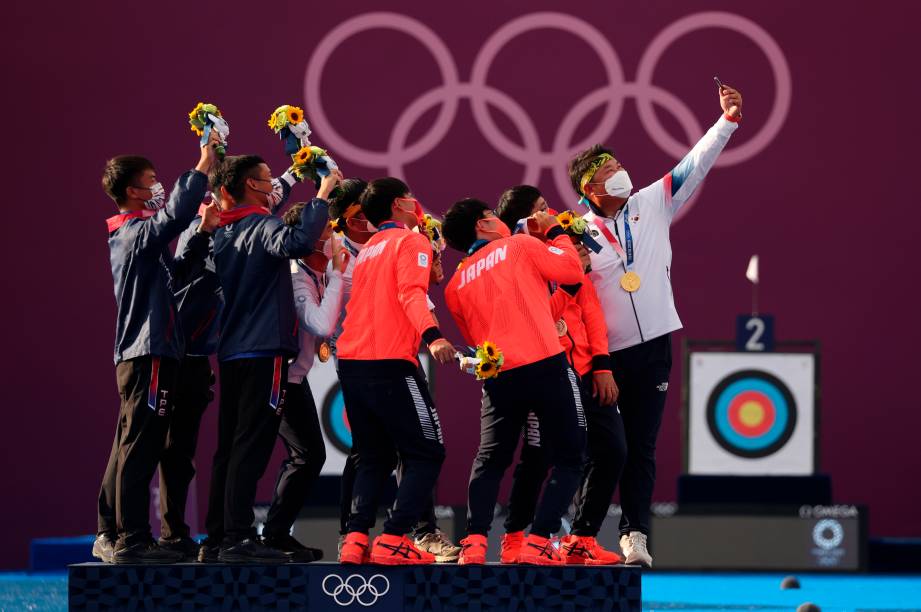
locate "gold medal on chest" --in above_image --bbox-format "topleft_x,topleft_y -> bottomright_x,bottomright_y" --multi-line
620,271 -> 641,293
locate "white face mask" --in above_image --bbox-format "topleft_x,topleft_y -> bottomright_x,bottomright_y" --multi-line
319,238 -> 334,259
143,182 -> 166,210
603,170 -> 633,199
268,178 -> 284,208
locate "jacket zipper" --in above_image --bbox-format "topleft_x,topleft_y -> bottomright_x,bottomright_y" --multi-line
565,329 -> 577,371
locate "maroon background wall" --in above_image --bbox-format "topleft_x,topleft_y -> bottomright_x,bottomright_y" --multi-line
2,0 -> 918,569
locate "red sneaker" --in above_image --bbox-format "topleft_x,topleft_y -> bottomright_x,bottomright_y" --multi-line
370,534 -> 435,565
458,534 -> 488,565
561,535 -> 623,565
517,534 -> 563,566
339,532 -> 370,564
500,531 -> 524,564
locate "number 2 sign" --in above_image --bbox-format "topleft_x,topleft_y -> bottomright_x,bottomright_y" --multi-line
736,315 -> 775,352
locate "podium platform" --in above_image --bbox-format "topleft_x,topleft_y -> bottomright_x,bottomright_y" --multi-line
69,561 -> 642,611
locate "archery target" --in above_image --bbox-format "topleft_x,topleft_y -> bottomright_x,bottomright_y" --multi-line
307,353 -> 436,475
688,352 -> 815,475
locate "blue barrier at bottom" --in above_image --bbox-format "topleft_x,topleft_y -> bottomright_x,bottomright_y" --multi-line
69,561 -> 641,611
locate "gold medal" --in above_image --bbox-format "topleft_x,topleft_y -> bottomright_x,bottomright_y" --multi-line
556,318 -> 568,337
620,271 -> 641,293
317,341 -> 331,363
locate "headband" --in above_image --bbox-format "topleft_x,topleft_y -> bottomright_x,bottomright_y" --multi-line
578,153 -> 614,195
331,202 -> 362,233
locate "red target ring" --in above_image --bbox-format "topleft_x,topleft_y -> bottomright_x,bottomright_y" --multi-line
727,390 -> 776,437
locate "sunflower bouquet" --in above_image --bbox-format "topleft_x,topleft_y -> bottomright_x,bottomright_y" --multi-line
188,102 -> 229,158
268,104 -> 339,188
460,341 -> 503,380
421,213 -> 446,253
555,209 -> 602,253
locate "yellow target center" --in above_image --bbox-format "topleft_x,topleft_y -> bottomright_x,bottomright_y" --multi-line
739,401 -> 765,427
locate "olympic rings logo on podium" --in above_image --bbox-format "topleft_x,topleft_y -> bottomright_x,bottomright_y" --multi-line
322,573 -> 391,606
305,11 -> 791,220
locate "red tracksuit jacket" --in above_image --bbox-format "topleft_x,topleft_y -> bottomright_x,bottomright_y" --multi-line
550,277 -> 611,376
444,229 -> 583,371
337,226 -> 438,366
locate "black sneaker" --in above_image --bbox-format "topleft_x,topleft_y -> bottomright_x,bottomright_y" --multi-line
158,536 -> 199,561
91,534 -> 115,563
218,538 -> 288,564
197,537 -> 221,563
262,533 -> 322,562
113,540 -> 184,564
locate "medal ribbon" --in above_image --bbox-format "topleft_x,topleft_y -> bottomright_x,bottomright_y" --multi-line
592,207 -> 634,275
297,261 -> 324,295
376,221 -> 406,231
619,204 -> 635,272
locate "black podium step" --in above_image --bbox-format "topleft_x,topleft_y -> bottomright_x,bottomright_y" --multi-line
69,561 -> 642,611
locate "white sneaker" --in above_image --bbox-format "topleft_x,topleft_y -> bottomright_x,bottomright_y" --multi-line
619,531 -> 653,567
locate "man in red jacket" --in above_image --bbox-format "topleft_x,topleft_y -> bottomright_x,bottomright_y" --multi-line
336,177 -> 456,565
495,186 -> 627,565
443,198 -> 587,565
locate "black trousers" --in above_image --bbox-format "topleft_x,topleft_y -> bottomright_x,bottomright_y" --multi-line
159,355 -> 213,540
338,453 -> 439,537
206,356 -> 287,542
339,360 -> 445,536
611,333 -> 672,535
467,353 -> 587,538
505,372 -> 627,536
97,356 -> 176,546
263,378 -> 327,539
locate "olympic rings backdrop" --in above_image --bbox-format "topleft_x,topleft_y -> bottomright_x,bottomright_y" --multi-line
303,11 -> 791,222
5,0 -> 921,569
687,352 -> 816,475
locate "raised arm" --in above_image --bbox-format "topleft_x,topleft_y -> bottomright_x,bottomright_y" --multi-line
269,171 -> 297,214
665,85 -> 743,218
137,135 -> 219,251
518,223 -> 583,286
293,262 -> 345,337
261,198 -> 329,258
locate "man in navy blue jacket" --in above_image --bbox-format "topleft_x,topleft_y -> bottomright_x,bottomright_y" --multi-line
158,169 -> 298,561
95,134 -> 219,564
202,154 -> 338,563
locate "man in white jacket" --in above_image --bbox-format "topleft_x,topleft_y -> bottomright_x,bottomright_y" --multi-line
569,84 -> 743,567
260,202 -> 350,561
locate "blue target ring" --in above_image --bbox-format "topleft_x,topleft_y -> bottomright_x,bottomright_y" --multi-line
706,369 -> 797,458
321,383 -> 352,454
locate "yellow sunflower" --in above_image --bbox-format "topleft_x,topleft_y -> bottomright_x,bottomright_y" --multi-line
475,360 -> 497,380
293,146 -> 314,165
287,106 -> 304,124
188,102 -> 203,121
556,210 -> 574,229
482,341 -> 498,360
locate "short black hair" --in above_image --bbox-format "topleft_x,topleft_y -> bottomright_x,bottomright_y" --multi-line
496,185 -> 542,231
443,198 -> 491,252
282,202 -> 307,226
102,155 -> 154,205
568,144 -> 615,196
211,155 -> 265,201
360,177 -> 409,227
329,178 -> 368,220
